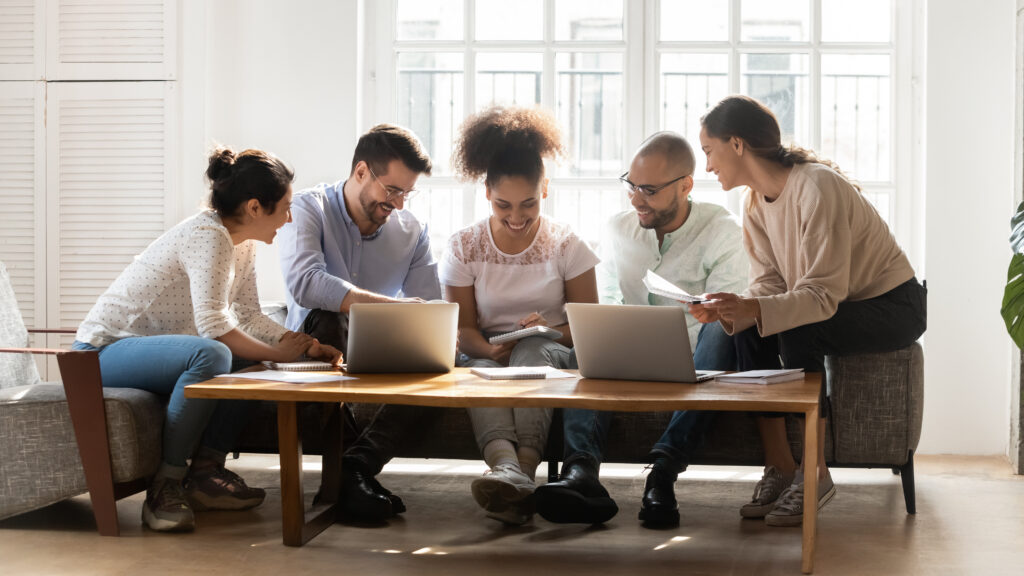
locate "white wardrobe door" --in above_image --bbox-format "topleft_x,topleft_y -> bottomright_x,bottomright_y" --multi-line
46,81 -> 176,353
0,81 -> 46,337
0,0 -> 44,80
46,0 -> 176,81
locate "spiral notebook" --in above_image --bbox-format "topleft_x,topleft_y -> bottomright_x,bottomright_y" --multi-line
470,366 -> 575,380
261,360 -> 340,372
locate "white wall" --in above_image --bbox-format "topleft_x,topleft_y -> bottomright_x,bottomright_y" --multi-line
919,0 -> 1016,455
184,0 -> 360,301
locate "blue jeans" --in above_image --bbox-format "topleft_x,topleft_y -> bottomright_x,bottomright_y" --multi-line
73,335 -> 252,471
562,322 -> 736,473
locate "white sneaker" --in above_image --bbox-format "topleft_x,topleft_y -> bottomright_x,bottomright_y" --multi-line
740,466 -> 795,518
765,472 -> 837,527
471,463 -> 535,514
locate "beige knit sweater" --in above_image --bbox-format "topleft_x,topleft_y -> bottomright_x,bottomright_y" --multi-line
727,162 -> 915,337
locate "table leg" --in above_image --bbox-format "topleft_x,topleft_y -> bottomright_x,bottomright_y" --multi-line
801,403 -> 820,574
277,400 -> 337,546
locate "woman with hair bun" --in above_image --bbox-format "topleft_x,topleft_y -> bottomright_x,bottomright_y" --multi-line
73,147 -> 342,532
440,106 -> 600,525
693,95 -> 926,527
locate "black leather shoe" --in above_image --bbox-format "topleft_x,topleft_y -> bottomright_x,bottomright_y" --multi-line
638,466 -> 679,528
368,475 -> 406,515
339,466 -> 393,522
535,462 -> 618,524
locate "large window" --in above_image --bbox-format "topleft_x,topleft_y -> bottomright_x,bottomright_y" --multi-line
369,0 -> 902,250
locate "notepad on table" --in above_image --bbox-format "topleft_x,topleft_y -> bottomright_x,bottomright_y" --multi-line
470,366 -> 575,380
714,369 -> 805,385
642,269 -> 708,304
261,360 -> 339,372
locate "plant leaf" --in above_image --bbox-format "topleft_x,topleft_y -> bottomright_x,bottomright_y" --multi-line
1010,201 -> 1024,254
1001,253 -> 1024,348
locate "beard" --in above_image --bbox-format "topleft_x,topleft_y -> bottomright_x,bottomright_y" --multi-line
359,185 -> 396,228
637,193 -> 680,231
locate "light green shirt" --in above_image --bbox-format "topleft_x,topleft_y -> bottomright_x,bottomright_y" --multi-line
597,200 -> 749,352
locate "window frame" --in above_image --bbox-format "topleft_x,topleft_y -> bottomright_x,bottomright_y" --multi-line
364,0 -> 912,250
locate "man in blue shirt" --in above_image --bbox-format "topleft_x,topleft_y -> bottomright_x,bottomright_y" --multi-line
277,124 -> 440,523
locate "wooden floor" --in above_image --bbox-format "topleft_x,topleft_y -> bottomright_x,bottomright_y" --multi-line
1,454 -> 1021,575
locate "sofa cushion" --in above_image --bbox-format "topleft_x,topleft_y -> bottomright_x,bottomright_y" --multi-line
0,261 -> 40,390
0,383 -> 163,520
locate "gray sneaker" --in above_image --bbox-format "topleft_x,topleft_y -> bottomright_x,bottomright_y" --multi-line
143,478 -> 195,532
471,463 -> 535,514
740,466 -> 795,518
184,465 -> 265,511
765,472 -> 837,527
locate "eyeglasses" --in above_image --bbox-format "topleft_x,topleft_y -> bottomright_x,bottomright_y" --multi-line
367,166 -> 420,203
619,171 -> 690,198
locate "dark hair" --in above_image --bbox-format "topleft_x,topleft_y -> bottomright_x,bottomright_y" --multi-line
351,124 -> 432,177
206,147 -> 294,218
700,95 -> 860,191
452,106 -> 564,187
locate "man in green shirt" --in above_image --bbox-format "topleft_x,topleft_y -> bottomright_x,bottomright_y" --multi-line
535,132 -> 748,528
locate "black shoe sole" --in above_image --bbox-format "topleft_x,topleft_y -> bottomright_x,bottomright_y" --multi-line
535,485 -> 618,524
638,505 -> 680,528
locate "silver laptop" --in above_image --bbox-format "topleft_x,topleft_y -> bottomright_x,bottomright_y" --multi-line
345,302 -> 458,373
565,303 -> 724,383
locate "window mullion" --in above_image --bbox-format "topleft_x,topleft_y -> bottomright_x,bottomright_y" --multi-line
462,0 -> 477,225
810,0 -> 822,151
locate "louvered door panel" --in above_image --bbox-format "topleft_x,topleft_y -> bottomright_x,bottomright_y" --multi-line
46,0 -> 175,80
46,81 -> 176,356
0,81 -> 46,367
0,0 -> 44,80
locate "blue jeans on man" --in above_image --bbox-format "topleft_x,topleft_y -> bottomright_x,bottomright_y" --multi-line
561,321 -> 735,473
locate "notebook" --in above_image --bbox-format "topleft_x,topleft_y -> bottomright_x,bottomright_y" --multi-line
565,303 -> 724,383
488,325 -> 563,345
261,360 -> 339,372
345,302 -> 459,373
715,369 -> 804,385
470,366 -> 576,380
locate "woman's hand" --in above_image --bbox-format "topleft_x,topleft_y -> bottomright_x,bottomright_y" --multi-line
489,341 -> 517,365
517,312 -> 549,329
687,300 -> 721,323
700,292 -> 761,324
305,339 -> 343,367
272,331 -> 314,362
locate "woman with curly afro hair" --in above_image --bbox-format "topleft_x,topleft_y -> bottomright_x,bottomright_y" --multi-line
439,106 -> 600,526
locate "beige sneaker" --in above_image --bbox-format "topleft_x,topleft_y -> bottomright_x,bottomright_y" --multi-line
184,465 -> 265,511
142,478 -> 195,532
740,466 -> 795,518
471,463 -> 535,515
765,472 -> 837,527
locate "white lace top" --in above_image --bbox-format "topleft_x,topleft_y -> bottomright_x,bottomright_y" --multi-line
76,210 -> 288,348
440,216 -> 600,333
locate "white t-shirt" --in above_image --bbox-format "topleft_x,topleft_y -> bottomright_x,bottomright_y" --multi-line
440,216 -> 600,333
76,210 -> 288,348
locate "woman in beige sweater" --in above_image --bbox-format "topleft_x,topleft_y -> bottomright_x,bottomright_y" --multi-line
691,95 -> 926,527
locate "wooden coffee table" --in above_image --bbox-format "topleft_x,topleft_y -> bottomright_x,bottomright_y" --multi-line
185,368 -> 823,573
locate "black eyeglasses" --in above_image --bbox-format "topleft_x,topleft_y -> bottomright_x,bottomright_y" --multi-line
619,171 -> 690,197
368,166 -> 420,202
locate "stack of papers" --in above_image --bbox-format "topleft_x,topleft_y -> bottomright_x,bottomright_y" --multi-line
715,369 -> 805,385
470,366 -> 576,380
642,269 -> 707,303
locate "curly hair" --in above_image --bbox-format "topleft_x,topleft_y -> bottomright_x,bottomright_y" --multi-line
451,106 -> 564,187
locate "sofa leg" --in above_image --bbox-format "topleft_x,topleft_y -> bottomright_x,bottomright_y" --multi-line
899,449 -> 916,515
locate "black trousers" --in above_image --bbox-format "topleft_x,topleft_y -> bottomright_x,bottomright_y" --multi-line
735,277 -> 927,418
302,308 -> 441,475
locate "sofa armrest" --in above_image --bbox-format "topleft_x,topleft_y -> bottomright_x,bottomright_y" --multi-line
0,346 -> 121,536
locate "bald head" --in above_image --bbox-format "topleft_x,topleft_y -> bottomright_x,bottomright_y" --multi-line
634,131 -> 696,177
